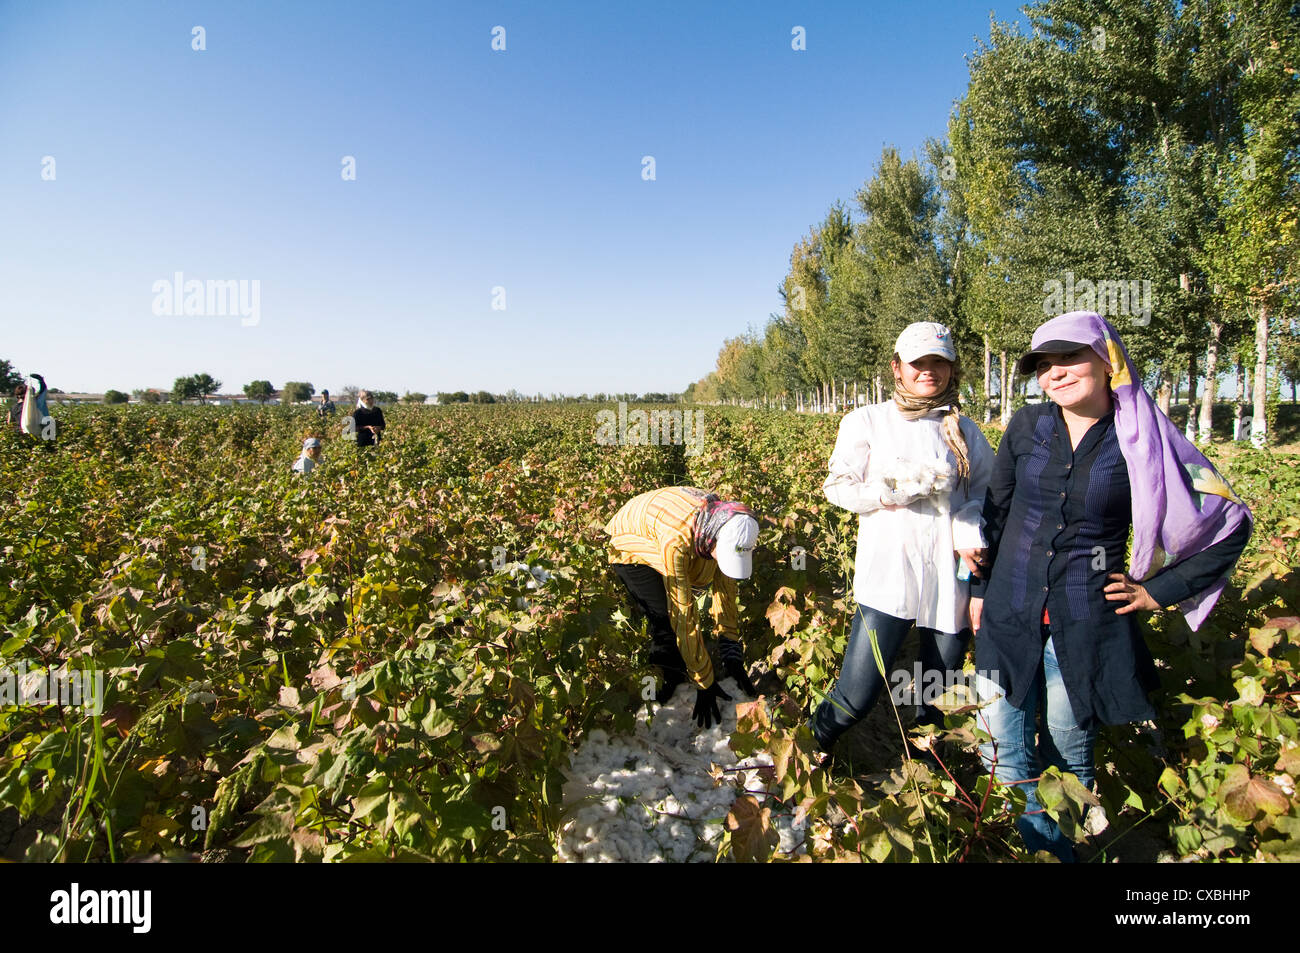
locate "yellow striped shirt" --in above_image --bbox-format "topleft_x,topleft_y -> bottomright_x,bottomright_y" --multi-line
605,487 -> 740,689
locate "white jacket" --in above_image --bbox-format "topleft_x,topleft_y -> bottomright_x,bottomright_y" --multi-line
823,401 -> 993,634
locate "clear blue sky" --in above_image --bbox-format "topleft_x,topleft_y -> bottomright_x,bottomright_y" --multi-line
0,1 -> 1025,397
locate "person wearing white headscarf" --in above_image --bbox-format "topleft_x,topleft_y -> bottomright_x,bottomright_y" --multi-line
352,390 -> 385,447
293,437 -> 322,475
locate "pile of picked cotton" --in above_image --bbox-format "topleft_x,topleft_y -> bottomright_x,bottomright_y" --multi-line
557,677 -> 806,862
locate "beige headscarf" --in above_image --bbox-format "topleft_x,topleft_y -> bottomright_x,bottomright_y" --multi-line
892,362 -> 970,483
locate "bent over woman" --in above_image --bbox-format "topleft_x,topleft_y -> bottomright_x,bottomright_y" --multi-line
812,322 -> 993,754
605,486 -> 760,730
970,311 -> 1252,861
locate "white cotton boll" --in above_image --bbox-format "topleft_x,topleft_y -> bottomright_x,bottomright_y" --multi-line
557,683 -> 785,862
898,478 -> 928,498
931,464 -> 956,494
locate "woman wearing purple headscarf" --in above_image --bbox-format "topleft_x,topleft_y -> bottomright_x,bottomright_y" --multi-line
968,312 -> 1252,861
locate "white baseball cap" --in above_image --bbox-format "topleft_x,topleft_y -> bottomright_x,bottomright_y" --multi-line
895,322 -> 957,364
303,437 -> 321,449
714,514 -> 759,580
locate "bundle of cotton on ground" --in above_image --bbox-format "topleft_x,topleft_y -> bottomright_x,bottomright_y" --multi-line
557,679 -> 806,862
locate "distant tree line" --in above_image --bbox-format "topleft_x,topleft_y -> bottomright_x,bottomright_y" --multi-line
688,0 -> 1299,446
4,358 -> 687,409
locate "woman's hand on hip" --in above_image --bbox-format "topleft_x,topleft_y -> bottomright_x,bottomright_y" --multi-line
1104,573 -> 1161,614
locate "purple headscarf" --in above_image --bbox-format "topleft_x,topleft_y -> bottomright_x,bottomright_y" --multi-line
1029,312 -> 1253,630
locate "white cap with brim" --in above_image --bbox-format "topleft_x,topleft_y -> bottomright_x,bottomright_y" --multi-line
303,437 -> 321,449
714,514 -> 759,580
895,322 -> 957,364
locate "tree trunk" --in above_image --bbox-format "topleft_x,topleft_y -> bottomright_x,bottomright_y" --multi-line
999,350 -> 1011,425
1233,356 -> 1247,441
1156,365 -> 1172,416
1197,319 -> 1222,444
1184,351 -> 1198,443
1252,303 -> 1269,448
983,336 -> 992,423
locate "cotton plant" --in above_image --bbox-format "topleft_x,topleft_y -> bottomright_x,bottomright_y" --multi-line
503,561 -> 550,610
557,679 -> 807,862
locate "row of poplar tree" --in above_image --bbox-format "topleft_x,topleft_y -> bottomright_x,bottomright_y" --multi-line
686,0 -> 1298,445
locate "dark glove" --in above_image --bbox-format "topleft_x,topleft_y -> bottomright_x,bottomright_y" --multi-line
718,639 -> 756,697
724,659 -> 757,697
693,681 -> 733,729
656,668 -> 686,704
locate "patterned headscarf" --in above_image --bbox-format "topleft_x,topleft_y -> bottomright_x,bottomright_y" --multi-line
893,374 -> 970,482
1029,312 -> 1252,630
679,486 -> 759,560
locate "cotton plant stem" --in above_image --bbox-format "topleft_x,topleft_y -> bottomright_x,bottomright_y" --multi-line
868,627 -> 939,862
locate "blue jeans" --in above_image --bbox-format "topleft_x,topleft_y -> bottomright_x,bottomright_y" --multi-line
975,633 -> 1097,862
811,604 -> 970,752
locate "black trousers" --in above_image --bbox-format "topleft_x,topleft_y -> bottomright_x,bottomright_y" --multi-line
610,563 -> 688,676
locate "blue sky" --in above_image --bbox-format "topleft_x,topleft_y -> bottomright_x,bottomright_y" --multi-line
0,1 -> 1024,397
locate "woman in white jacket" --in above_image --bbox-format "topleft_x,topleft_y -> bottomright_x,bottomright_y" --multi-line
812,322 -> 993,755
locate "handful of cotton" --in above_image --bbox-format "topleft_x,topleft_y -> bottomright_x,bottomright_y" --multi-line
879,458 -> 956,507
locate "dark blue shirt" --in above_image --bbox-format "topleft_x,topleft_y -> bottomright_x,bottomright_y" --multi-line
354,405 -> 386,447
972,402 -> 1250,725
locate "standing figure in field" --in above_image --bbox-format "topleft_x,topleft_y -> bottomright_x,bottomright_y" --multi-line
5,382 -> 26,431
19,374 -> 51,438
318,389 -> 335,418
605,486 -> 760,729
812,322 -> 994,756
969,312 -> 1252,861
353,390 -> 385,447
293,437 -> 322,475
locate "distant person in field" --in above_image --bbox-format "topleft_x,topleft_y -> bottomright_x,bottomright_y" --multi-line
293,437 -> 322,475
971,312 -> 1252,862
17,374 -> 51,438
318,390 -> 335,418
812,322 -> 994,759
5,382 -> 26,430
605,486 -> 760,730
353,390 -> 385,447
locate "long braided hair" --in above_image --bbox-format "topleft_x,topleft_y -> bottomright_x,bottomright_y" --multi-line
891,354 -> 971,483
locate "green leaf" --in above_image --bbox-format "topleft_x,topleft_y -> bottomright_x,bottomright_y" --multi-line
231,810 -> 294,847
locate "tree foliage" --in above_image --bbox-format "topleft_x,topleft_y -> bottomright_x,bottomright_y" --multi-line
243,380 -> 275,404
689,0 -> 1298,437
282,381 -> 315,403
